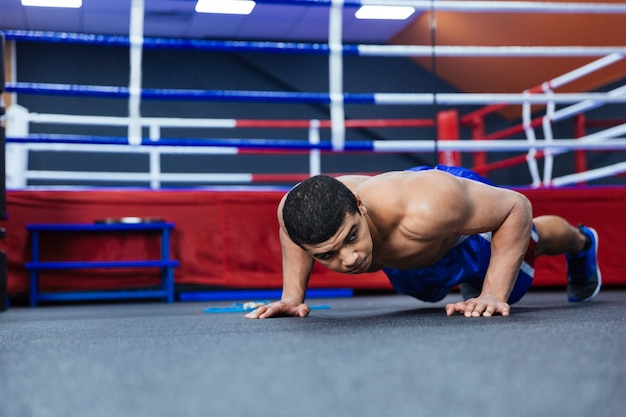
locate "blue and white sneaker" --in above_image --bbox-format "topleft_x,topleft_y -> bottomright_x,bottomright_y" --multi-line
565,225 -> 601,302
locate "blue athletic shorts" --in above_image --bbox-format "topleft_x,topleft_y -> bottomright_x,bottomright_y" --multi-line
407,164 -> 495,186
382,165 -> 536,304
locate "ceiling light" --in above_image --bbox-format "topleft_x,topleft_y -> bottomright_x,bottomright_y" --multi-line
195,0 -> 256,15
21,0 -> 82,7
355,6 -> 415,20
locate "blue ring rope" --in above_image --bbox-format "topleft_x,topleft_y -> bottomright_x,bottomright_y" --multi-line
2,30 -> 358,55
6,134 -> 376,151
5,82 -> 377,104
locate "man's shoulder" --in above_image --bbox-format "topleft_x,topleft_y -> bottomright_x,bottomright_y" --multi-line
335,174 -> 373,192
356,170 -> 452,189
340,170 -> 462,199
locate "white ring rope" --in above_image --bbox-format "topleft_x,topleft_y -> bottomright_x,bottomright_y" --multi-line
357,46 -> 626,58
518,53 -> 626,186
26,113 -> 238,128
5,0 -> 626,188
522,90 -> 541,187
551,161 -> 626,187
548,53 -> 624,88
371,139 -> 626,152
24,170 -> 254,184
356,0 -> 626,14
551,85 -> 626,122
372,92 -> 626,105
13,137 -> 626,189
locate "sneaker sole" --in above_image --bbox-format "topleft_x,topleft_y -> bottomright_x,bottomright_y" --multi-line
568,226 -> 602,303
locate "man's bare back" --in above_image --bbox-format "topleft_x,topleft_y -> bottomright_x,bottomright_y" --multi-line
337,170 -> 523,271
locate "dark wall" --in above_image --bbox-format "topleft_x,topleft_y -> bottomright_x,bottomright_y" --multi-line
1,33 -> 6,311
13,41 -> 626,187
1,33 -> 5,216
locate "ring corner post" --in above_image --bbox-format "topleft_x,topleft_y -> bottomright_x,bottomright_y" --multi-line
328,0 -> 345,152
437,109 -> 461,167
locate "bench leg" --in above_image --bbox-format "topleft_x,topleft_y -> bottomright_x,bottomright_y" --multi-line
164,267 -> 174,303
0,251 -> 6,311
29,270 -> 39,307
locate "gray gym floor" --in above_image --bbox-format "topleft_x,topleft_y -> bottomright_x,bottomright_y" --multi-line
1,289 -> 624,417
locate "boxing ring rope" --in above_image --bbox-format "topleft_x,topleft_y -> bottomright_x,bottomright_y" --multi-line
6,88 -> 626,187
459,53 -> 626,186
250,0 -> 626,14
5,112 -> 439,188
7,30 -> 626,58
5,81 -> 626,187
9,82 -> 626,104
3,0 -> 626,188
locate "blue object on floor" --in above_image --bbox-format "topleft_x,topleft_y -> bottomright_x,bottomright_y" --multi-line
180,288 -> 353,302
204,300 -> 330,314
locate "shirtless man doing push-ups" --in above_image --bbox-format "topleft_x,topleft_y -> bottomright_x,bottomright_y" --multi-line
245,165 -> 601,319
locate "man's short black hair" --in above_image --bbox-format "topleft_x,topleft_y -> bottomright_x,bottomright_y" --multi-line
282,175 -> 360,247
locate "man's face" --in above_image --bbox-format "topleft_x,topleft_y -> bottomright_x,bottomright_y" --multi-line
302,209 -> 373,274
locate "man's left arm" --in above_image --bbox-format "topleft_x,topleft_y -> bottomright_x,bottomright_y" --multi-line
445,183 -> 533,317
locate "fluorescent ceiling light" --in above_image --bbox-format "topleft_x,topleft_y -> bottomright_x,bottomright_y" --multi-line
355,6 -> 415,20
21,0 -> 82,7
195,0 -> 256,15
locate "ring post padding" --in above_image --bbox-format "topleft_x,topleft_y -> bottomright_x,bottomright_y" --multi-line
308,119 -> 321,177
127,0 -> 144,146
329,0 -> 345,151
5,104 -> 29,189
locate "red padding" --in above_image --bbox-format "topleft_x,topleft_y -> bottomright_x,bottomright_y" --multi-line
437,110 -> 461,167
1,190 -> 389,295
1,187 -> 624,296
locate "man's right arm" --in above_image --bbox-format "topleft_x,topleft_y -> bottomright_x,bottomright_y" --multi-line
245,200 -> 314,319
277,226 -> 314,305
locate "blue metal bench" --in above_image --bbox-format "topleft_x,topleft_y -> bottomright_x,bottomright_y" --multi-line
26,222 -> 179,306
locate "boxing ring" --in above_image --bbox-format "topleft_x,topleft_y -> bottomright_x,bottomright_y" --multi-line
1,0 -> 626,300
